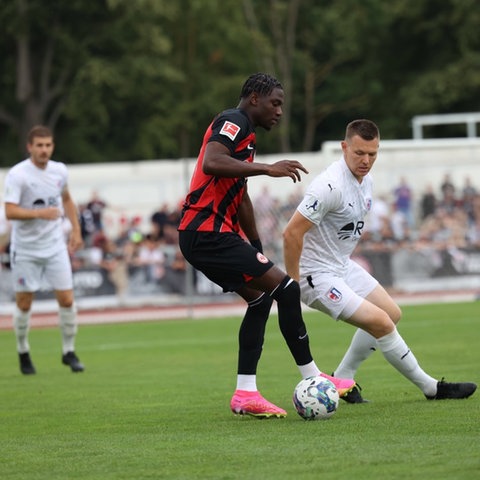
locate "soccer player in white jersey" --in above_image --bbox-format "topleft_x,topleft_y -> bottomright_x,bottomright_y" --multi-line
4,125 -> 85,374
283,119 -> 476,401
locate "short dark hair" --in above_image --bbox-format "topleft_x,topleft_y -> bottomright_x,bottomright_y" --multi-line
345,119 -> 379,141
239,73 -> 283,99
28,125 -> 53,144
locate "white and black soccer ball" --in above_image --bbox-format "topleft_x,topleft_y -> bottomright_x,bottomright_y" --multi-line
293,376 -> 339,420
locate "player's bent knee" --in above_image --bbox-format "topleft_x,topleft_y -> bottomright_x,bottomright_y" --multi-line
17,302 -> 32,312
372,317 -> 396,338
249,293 -> 273,314
271,276 -> 300,304
391,305 -> 402,324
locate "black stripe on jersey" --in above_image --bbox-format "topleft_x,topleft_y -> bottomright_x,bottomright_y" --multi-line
213,177 -> 246,231
185,177 -> 215,207
183,200 -> 215,231
181,177 -> 245,232
181,177 -> 214,230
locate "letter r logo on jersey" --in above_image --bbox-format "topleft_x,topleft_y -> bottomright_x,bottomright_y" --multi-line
220,121 -> 240,141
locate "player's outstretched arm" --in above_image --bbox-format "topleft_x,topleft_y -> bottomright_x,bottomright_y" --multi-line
203,142 -> 308,182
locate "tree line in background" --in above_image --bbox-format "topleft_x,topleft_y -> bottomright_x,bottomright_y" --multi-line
0,0 -> 479,166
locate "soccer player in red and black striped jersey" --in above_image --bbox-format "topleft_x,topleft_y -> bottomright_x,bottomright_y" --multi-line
178,73 -> 355,418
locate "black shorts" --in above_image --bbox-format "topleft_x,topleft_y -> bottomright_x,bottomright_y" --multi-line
178,230 -> 274,292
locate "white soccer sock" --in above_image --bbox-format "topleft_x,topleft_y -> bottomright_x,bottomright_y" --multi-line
377,328 -> 437,397
59,305 -> 78,354
334,328 -> 377,379
236,374 -> 257,391
13,307 -> 31,353
298,360 -> 321,379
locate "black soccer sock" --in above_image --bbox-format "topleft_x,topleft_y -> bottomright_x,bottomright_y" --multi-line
271,276 -> 314,366
237,293 -> 273,374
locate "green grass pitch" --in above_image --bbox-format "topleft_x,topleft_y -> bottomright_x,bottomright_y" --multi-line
0,301 -> 479,479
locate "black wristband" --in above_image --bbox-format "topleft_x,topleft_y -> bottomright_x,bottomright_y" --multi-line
250,239 -> 263,254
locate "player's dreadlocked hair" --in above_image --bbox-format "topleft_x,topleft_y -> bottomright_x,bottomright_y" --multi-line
345,119 -> 380,141
239,73 -> 283,99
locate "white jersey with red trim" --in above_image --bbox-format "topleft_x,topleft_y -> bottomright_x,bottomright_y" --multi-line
296,157 -> 373,277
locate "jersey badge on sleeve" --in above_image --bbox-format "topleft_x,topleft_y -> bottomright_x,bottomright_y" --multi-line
327,286 -> 342,302
220,121 -> 241,141
256,252 -> 269,264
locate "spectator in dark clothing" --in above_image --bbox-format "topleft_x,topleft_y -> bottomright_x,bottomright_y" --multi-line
420,184 -> 437,220
86,190 -> 107,232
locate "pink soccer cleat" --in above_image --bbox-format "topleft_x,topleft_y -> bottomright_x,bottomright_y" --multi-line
319,373 -> 356,397
230,390 -> 287,418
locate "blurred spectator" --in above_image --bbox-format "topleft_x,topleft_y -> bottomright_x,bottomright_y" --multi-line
78,191 -> 108,246
254,185 -> 275,216
79,203 -> 96,245
377,215 -> 396,244
390,202 -> 410,241
91,233 -> 129,304
366,194 -> 390,241
461,176 -> 477,224
462,176 -> 477,199
125,215 -> 144,244
440,173 -> 456,198
116,215 -> 134,247
465,195 -> 480,245
393,176 -> 414,227
163,208 -> 181,245
130,233 -> 166,283
162,249 -> 187,294
86,190 -> 107,232
438,183 -> 462,214
253,185 -> 281,257
420,184 -> 437,220
150,203 -> 170,240
417,207 -> 468,248
279,188 -> 304,223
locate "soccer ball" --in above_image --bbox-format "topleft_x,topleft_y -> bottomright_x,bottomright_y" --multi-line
293,376 -> 339,420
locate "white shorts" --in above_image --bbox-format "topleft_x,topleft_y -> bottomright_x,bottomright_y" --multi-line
300,260 -> 378,320
10,247 -> 73,292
